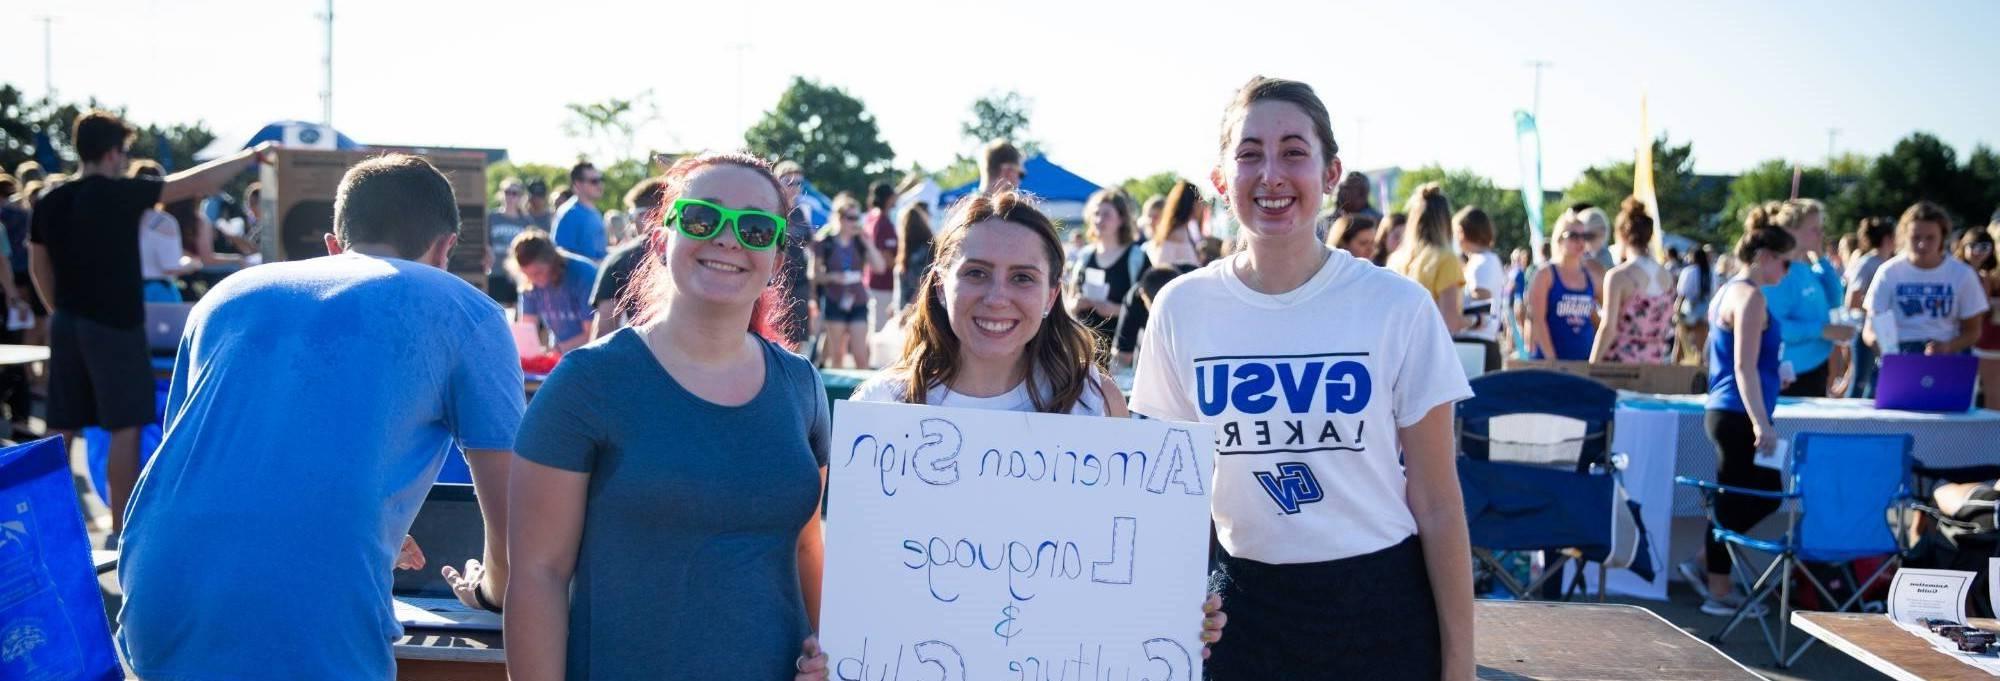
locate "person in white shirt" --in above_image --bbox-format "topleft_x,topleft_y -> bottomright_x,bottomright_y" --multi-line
129,161 -> 196,302
1864,201 -> 1988,356
1129,76 -> 1474,681
1456,206 -> 1506,372
850,190 -> 1228,652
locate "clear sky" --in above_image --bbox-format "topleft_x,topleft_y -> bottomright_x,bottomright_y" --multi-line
5,0 -> 1996,190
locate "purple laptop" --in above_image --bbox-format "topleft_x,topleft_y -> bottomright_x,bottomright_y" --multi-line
1874,354 -> 1978,412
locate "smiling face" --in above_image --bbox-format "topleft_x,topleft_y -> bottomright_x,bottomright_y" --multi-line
941,219 -> 1060,364
664,164 -> 784,307
1214,100 -> 1339,244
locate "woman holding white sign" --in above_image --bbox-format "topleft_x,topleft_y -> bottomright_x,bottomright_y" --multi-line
505,153 -> 834,681
852,190 -> 1229,650
1129,76 -> 1476,680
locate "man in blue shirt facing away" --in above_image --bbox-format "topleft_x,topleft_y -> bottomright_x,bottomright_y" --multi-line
117,154 -> 525,681
550,160 -> 607,261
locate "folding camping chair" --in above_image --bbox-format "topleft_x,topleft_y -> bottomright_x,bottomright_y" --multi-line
1456,369 -> 1653,601
1676,432 -> 1914,668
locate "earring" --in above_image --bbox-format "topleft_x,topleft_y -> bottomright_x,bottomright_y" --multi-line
1043,308 -> 1051,318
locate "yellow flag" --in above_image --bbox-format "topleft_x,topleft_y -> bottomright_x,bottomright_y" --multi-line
1633,95 -> 1664,261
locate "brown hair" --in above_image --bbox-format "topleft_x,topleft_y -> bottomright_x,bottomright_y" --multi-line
896,203 -> 933,273
1216,76 -> 1339,165
72,109 -> 135,164
1327,213 -> 1379,250
1954,227 -> 1996,273
981,140 -> 1022,187
1153,180 -> 1203,246
1735,225 -> 1797,263
1616,196 -> 1654,253
1084,188 -> 1136,245
1400,181 -> 1453,251
1897,200 -> 1953,253
1455,206 -> 1494,248
509,230 -> 565,285
891,191 -> 1098,413
335,154 -> 462,259
1858,216 -> 1896,251
617,153 -> 790,340
1774,198 -> 1826,230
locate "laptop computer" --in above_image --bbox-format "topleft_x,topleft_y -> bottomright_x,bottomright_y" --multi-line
393,483 -> 500,631
143,303 -> 194,358
1874,354 -> 1978,412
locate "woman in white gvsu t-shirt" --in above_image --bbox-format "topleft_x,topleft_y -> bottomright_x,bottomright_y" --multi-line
1864,201 -> 1989,356
1131,76 -> 1475,681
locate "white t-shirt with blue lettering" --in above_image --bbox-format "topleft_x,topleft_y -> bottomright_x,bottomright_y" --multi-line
1129,249 -> 1472,564
1864,254 -> 1990,346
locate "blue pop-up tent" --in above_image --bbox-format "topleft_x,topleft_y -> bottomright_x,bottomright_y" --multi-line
936,154 -> 1101,221
193,120 -> 365,161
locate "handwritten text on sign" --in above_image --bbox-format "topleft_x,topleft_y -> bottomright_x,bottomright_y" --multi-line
820,401 -> 1215,681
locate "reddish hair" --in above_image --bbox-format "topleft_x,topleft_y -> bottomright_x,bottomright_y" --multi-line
619,152 -> 793,341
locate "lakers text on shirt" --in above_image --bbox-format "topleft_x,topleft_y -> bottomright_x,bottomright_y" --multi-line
1194,351 -> 1371,456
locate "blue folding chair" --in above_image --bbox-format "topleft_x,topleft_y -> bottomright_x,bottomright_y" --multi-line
1457,370 -> 1655,601
1676,431 -> 1914,667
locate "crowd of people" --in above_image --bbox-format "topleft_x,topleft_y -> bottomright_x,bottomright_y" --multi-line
9,70 -> 1999,681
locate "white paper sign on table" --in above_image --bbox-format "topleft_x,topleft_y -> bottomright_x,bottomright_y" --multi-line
820,401 -> 1215,681
1888,568 -> 1975,625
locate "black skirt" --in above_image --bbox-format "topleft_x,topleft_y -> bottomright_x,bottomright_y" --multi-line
1204,535 -> 1442,680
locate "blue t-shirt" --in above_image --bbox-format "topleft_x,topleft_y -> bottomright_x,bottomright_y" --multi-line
117,253 -> 526,681
1708,280 -> 1784,416
1761,255 -> 1843,373
515,328 -> 829,679
551,198 -> 607,261
1533,267 -> 1597,361
1,203 -> 28,271
521,253 -> 600,344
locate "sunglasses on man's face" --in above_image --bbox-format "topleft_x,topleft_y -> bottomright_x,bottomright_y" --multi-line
581,176 -> 605,186
667,198 -> 787,251
1562,232 -> 1590,242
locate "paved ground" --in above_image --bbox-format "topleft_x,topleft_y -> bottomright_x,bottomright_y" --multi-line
1603,584 -> 1888,681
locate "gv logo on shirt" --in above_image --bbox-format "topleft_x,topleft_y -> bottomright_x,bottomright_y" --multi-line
1253,462 -> 1323,514
1895,283 -> 1956,319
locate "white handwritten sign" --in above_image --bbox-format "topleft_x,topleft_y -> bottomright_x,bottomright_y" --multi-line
820,401 -> 1215,681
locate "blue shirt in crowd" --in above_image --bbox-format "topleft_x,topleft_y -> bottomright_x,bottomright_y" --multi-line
117,253 -> 525,681
551,197 -> 607,261
1708,279 -> 1784,417
1760,255 -> 1844,374
515,328 -> 829,679
521,253 -> 599,345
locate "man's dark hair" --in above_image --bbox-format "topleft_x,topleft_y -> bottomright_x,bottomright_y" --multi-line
569,160 -> 597,184
526,178 -> 549,197
981,140 -> 1021,182
868,180 -> 896,210
334,154 -> 461,260
73,109 -> 136,164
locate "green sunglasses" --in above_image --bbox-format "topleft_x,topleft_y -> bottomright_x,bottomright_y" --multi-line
666,198 -> 788,251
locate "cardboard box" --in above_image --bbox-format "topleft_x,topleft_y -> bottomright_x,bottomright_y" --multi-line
1500,358 -> 1706,395
260,148 -> 490,291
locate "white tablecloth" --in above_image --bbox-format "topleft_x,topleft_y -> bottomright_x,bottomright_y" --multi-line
1595,393 -> 2000,600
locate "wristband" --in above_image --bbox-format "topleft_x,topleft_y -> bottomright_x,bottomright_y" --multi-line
474,583 -> 503,614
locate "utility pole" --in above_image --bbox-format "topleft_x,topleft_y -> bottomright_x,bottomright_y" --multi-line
1526,60 -> 1553,120
37,15 -> 57,101
319,0 -> 335,126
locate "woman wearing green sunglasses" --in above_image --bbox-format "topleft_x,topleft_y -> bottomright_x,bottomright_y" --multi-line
506,152 -> 835,681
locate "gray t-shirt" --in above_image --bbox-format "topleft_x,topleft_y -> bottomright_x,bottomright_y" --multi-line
515,328 -> 829,679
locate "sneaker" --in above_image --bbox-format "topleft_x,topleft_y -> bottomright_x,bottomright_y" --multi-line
1700,590 -> 1770,618
1675,559 -> 1711,600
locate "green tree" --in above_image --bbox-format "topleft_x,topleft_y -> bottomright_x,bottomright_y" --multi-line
1560,135 -> 1728,244
1390,165 -> 1532,255
744,77 -> 897,197
961,91 -> 1039,154
131,122 -> 218,173
1847,132 -> 1972,228
1120,172 -> 1181,208
1722,160 -> 1835,243
562,92 -> 662,163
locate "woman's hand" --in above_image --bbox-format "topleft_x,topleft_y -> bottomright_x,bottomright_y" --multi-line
1199,593 -> 1227,659
394,535 -> 425,571
793,636 -> 830,681
442,558 -> 501,612
1751,420 -> 1776,454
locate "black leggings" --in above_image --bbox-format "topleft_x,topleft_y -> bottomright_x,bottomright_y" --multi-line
1781,361 -> 1829,397
1704,410 -> 1784,576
